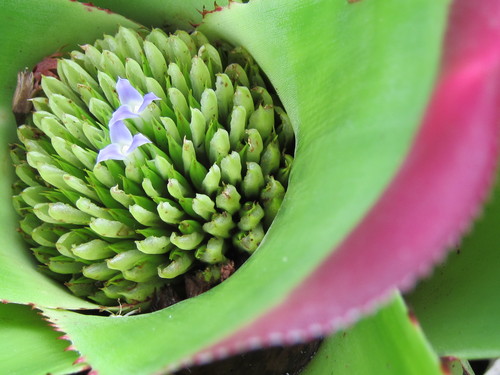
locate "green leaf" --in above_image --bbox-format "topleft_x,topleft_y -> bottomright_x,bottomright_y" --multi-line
40,1 -> 449,373
74,0 -> 234,29
300,294 -> 442,375
408,182 -> 500,359
0,0 -> 139,308
0,303 -> 85,375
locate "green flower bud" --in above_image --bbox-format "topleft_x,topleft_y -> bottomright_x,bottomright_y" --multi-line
26,151 -> 52,170
221,151 -> 242,186
233,86 -> 254,120
116,27 -> 143,63
63,174 -> 99,200
248,105 -> 274,142
110,185 -> 135,208
238,202 -> 265,231
58,59 -> 99,93
129,204 -> 162,226
170,230 -> 204,251
125,58 -> 147,93
100,50 -> 126,80
48,202 -> 92,225
31,97 -> 50,112
198,43 -> 223,75
15,162 -> 41,187
70,144 -> 95,170
225,63 -> 250,87
169,87 -> 190,121
89,218 -> 135,238
169,35 -> 192,69
56,231 -> 91,258
209,128 -> 230,164
145,28 -> 170,60
107,249 -> 149,272
48,256 -> 86,274
158,250 -> 194,279
20,186 -> 46,207
189,108 -> 207,153
192,194 -> 216,220
33,203 -> 63,224
215,73 -> 234,121
144,40 -> 167,86
37,114 -> 70,140
190,56 -> 211,101
123,258 -> 164,283
32,223 -> 62,247
229,106 -> 247,151
202,212 -> 235,238
190,30 -> 209,49
82,121 -> 106,149
136,236 -> 172,255
242,162 -> 266,199
245,128 -> 264,163
32,247 -> 58,264
119,280 -> 166,304
277,154 -> 294,187
251,86 -> 274,107
216,185 -> 242,215
195,238 -> 227,264
233,224 -> 265,253
276,106 -> 295,152
72,239 -> 116,261
260,136 -> 281,176
167,63 -> 190,98
41,75 -> 84,108
76,197 -> 113,220
182,138 -> 196,174
51,137 -> 83,168
83,262 -> 118,281
167,178 -> 189,200
200,88 -> 218,124
201,164 -> 221,196
260,177 -> 286,227
161,117 -> 182,144
157,200 -> 185,224
88,97 -> 113,125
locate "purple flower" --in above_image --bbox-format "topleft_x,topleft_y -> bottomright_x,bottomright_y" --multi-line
96,120 -> 151,164
109,77 -> 160,125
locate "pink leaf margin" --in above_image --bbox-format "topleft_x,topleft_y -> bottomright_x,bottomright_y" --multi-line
186,0 -> 500,366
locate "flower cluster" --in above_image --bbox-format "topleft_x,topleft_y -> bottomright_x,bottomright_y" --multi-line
10,27 -> 294,310
96,78 -> 159,164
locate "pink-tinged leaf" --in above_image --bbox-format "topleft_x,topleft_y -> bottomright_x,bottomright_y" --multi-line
198,0 -> 500,355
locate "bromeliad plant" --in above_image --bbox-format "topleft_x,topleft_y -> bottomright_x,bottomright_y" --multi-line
0,0 -> 500,375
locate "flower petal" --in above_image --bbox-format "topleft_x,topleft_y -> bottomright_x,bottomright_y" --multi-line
109,105 -> 140,125
116,77 -> 143,110
96,143 -> 126,163
128,133 -> 151,153
109,120 -> 133,146
138,92 -> 161,113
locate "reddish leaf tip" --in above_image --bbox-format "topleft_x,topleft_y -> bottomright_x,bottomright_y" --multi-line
73,356 -> 87,365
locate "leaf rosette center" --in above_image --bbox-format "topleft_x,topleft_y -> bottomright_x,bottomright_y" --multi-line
11,26 -> 295,311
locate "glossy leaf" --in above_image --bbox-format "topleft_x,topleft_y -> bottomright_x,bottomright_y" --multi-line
195,0 -> 500,356
408,182 -> 500,359
300,294 -> 442,375
74,0 -> 233,29
0,303 -> 85,375
41,0 -> 449,373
